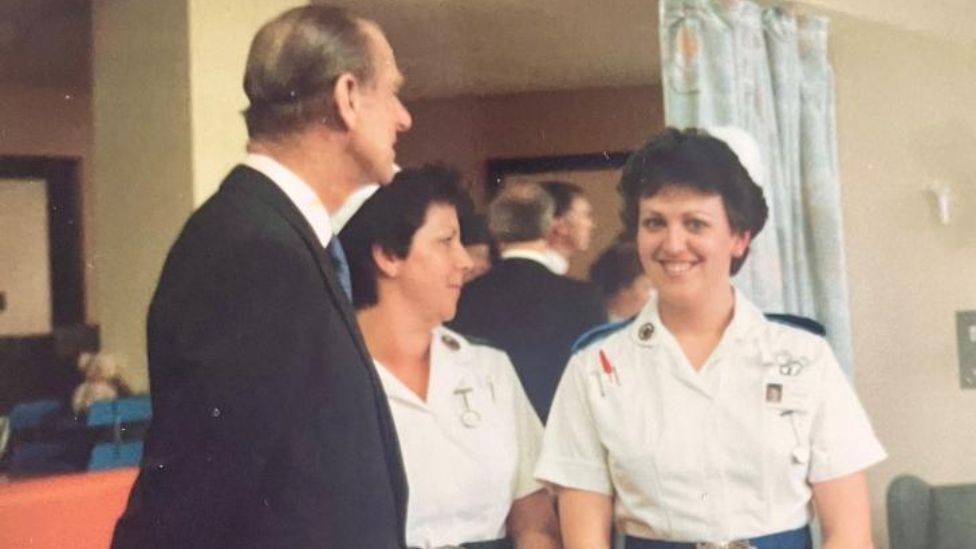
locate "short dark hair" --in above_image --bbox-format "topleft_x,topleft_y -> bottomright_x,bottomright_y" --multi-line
243,5 -> 375,140
589,240 -> 644,300
487,182 -> 554,243
617,127 -> 768,274
339,164 -> 466,308
540,180 -> 585,218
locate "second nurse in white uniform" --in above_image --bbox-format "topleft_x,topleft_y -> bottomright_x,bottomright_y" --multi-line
535,128 -> 886,549
340,165 -> 559,549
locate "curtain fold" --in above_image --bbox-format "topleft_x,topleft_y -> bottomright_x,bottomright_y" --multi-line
659,0 -> 853,371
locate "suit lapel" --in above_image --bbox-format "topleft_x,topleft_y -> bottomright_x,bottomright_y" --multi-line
225,166 -> 408,536
226,167 -> 373,365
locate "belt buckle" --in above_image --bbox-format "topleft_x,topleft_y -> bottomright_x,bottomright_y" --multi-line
695,542 -> 756,549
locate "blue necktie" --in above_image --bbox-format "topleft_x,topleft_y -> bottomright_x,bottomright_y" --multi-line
326,237 -> 353,301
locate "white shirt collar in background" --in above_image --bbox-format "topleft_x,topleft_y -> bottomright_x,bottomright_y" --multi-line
501,248 -> 566,275
543,250 -> 569,275
243,153 -> 334,247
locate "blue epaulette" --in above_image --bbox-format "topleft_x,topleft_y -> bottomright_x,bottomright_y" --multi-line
571,316 -> 636,354
764,313 -> 826,336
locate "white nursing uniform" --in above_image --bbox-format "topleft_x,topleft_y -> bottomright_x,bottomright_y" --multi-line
376,326 -> 544,549
535,289 -> 886,543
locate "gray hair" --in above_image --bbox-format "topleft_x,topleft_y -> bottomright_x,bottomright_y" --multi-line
487,182 -> 555,243
243,5 -> 375,139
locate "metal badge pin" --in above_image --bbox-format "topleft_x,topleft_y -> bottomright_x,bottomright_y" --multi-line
638,322 -> 655,341
775,350 -> 807,377
441,334 -> 460,351
453,386 -> 482,428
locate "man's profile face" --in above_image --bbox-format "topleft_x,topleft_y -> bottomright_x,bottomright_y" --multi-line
564,196 -> 596,252
350,23 -> 412,185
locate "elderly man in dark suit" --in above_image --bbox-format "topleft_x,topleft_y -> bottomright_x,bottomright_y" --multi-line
449,182 -> 606,422
111,6 -> 412,549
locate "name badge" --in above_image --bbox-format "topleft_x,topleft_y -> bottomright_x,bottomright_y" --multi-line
763,376 -> 811,411
763,350 -> 811,410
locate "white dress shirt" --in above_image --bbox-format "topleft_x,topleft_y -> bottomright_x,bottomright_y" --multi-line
242,153 -> 334,247
536,288 -> 886,543
500,248 -> 565,275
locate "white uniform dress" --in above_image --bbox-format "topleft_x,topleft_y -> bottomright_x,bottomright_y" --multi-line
535,288 -> 886,543
376,326 -> 544,549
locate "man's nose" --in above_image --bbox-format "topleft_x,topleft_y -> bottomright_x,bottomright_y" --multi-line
397,102 -> 412,132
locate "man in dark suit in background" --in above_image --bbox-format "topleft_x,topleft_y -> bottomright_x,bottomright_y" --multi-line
449,182 -> 606,422
112,6 -> 413,549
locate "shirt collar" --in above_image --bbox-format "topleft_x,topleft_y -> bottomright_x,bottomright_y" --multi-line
628,286 -> 765,347
243,153 -> 334,247
501,248 -> 564,274
373,326 -> 474,409
544,250 -> 569,275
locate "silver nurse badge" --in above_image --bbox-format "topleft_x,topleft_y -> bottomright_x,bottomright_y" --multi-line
453,385 -> 482,428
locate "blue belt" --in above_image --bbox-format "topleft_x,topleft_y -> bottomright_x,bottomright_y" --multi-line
625,526 -> 811,549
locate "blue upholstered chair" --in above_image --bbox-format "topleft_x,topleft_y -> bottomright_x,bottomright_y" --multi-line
86,395 -> 151,470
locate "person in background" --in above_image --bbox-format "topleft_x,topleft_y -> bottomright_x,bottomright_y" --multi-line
112,6 -> 413,548
536,128 -> 885,549
340,165 -> 560,549
540,180 -> 596,275
455,178 -> 495,283
450,182 -> 605,422
588,240 -> 653,322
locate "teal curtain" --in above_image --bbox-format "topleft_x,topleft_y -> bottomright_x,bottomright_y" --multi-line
660,0 -> 853,372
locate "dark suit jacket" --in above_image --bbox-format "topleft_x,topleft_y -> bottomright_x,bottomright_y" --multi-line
112,166 -> 408,549
448,257 -> 606,422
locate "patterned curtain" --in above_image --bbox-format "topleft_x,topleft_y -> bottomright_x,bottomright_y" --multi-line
659,0 -> 853,372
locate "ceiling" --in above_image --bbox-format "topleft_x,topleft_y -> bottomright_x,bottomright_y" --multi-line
323,0 -> 660,98
1,1 -> 972,97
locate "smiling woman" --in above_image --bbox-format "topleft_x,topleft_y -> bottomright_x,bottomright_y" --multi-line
535,128 -> 887,549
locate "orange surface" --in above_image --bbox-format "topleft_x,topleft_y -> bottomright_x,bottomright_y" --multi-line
0,467 -> 137,549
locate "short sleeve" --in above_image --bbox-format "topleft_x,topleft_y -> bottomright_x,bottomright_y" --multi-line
807,341 -> 887,483
534,354 -> 613,495
506,356 -> 546,499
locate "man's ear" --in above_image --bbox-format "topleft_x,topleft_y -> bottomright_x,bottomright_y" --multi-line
371,243 -> 400,278
332,72 -> 359,131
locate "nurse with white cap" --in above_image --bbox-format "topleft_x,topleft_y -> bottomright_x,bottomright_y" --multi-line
536,128 -> 885,549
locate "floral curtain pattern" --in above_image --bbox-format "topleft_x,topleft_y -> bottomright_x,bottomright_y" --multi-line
660,0 -> 853,371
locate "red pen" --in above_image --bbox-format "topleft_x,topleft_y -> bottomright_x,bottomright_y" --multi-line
599,350 -> 619,384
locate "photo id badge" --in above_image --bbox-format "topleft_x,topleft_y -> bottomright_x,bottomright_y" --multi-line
763,375 -> 811,411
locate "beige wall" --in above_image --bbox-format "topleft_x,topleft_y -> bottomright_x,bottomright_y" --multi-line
398,85 -> 663,278
188,1 -> 306,203
0,83 -> 95,323
829,12 -> 976,547
399,85 -> 664,205
93,0 -> 196,390
93,0 -> 304,390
